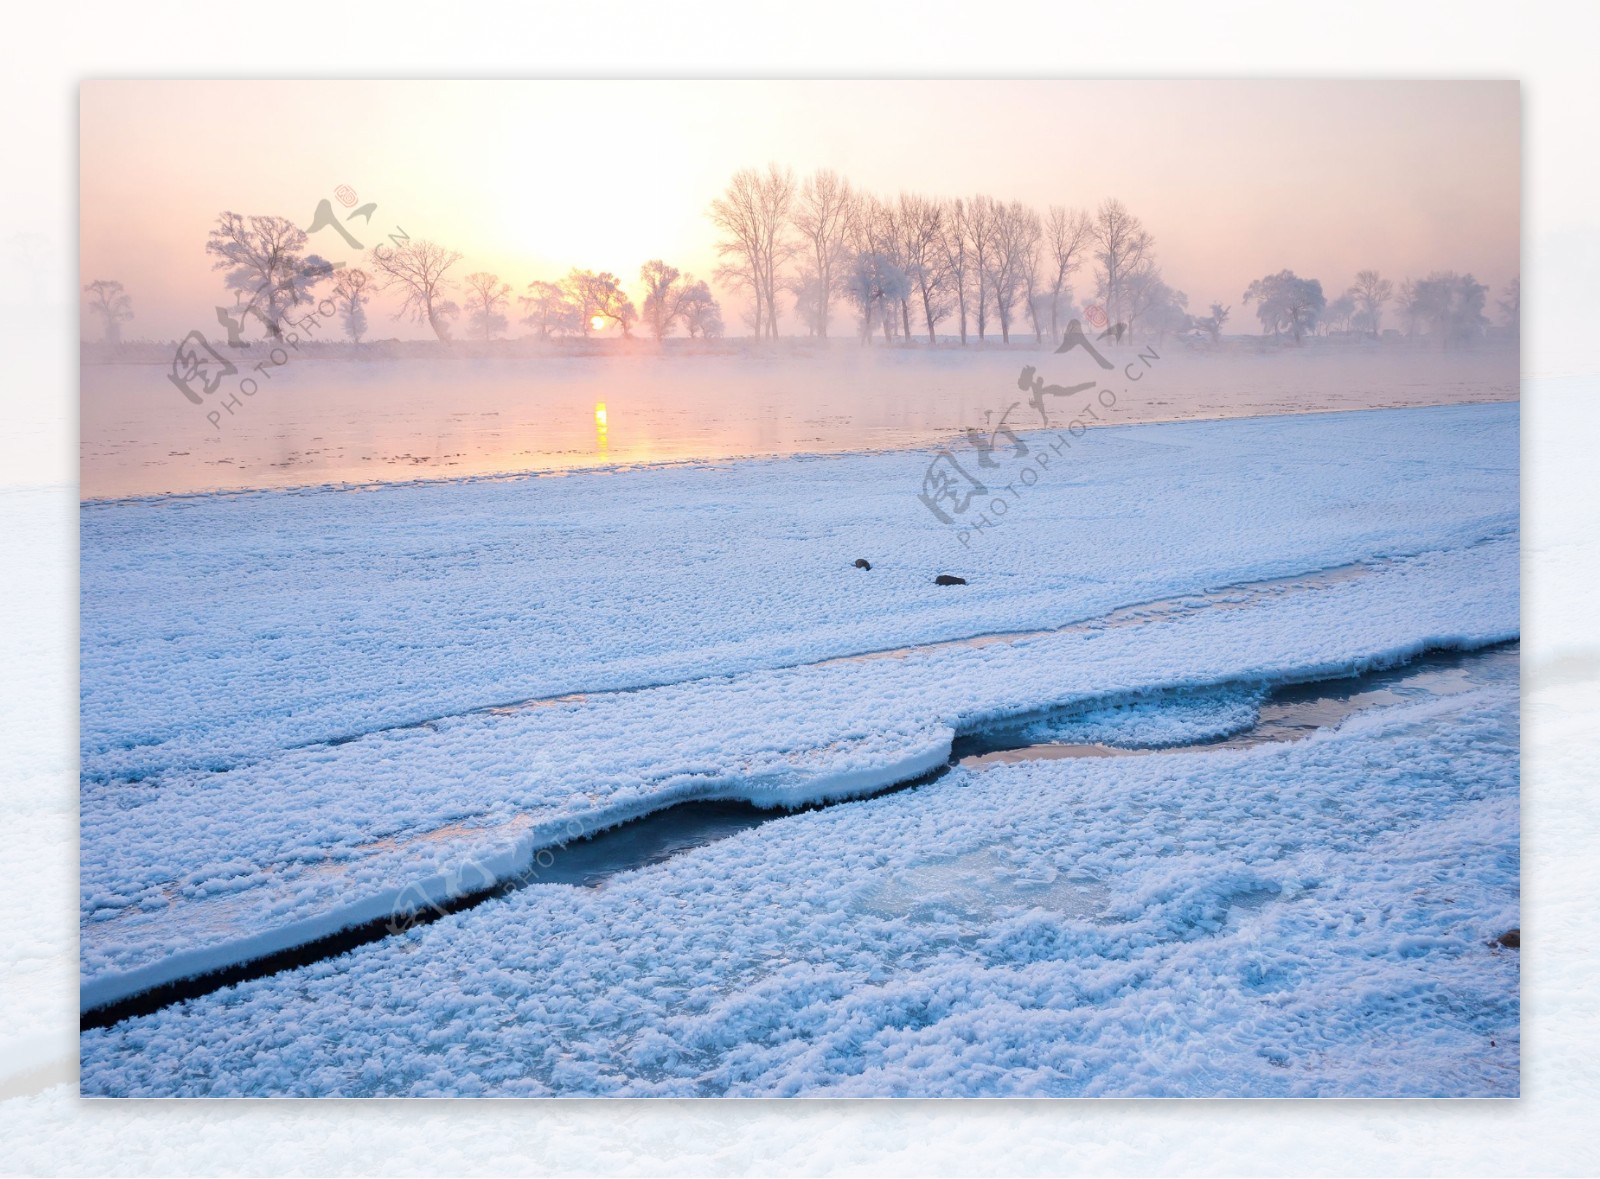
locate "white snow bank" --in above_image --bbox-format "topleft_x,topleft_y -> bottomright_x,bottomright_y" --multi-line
79,675 -> 1519,1097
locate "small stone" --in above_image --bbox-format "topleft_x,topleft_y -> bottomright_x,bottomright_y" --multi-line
935,574 -> 967,586
1497,928 -> 1520,948
854,559 -> 871,570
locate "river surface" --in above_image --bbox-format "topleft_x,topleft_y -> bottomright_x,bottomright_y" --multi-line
81,346 -> 1518,499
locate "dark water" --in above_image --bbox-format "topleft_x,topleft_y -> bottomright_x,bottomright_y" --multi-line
953,641 -> 1518,767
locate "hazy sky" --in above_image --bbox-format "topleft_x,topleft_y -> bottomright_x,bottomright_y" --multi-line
79,80 -> 1519,340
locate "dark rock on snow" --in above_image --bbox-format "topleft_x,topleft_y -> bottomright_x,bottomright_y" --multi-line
935,574 -> 967,586
854,559 -> 871,570
1497,928 -> 1520,949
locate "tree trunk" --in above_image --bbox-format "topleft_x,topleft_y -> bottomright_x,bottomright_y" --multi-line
426,299 -> 450,342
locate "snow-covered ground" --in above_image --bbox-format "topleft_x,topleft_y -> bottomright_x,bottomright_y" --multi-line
80,671 -> 1519,1097
77,399 -> 1519,1096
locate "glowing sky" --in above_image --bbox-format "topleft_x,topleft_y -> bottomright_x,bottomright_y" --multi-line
79,80 -> 1519,340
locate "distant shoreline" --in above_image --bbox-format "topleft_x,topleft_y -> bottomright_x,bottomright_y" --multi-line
82,333 -> 1517,366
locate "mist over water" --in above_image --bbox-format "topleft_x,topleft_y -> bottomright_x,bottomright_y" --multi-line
81,344 -> 1518,499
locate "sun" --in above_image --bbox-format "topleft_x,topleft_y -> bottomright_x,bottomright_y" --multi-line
590,315 -> 607,333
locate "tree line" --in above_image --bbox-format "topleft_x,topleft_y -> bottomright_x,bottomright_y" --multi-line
709,163 -> 1190,347
1242,268 -> 1518,347
79,171 -> 1519,351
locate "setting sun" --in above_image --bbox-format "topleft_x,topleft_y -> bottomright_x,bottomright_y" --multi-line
589,315 -> 607,333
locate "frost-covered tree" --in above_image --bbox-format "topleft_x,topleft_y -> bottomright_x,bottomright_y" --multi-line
1125,267 -> 1186,343
1348,269 -> 1393,338
846,252 -> 909,345
709,163 -> 796,340
640,260 -> 696,341
331,269 -> 370,343
520,280 -> 580,338
207,212 -> 336,341
1408,271 -> 1488,350
849,194 -> 911,341
369,239 -> 461,341
83,279 -> 133,344
787,269 -> 829,338
790,169 -> 854,339
1324,292 -> 1356,334
1243,270 -> 1325,343
463,272 -> 512,340
1197,301 -> 1231,343
680,280 -> 724,339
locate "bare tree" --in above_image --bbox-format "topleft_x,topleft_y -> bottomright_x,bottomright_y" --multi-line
937,198 -> 972,345
709,163 -> 797,340
984,200 -> 1038,345
463,272 -> 512,340
1091,199 -> 1152,330
966,195 -> 998,341
1348,269 -> 1394,338
791,169 -> 854,340
1043,206 -> 1092,345
207,212 -> 335,341
83,279 -> 133,344
368,240 -> 461,341
520,280 -> 579,338
896,194 -> 950,343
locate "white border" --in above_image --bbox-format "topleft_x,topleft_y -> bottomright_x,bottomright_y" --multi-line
3,1 -> 1596,1173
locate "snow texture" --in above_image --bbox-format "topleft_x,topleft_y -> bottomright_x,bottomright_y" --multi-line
79,677 -> 1520,1097
76,402 -> 1520,1096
